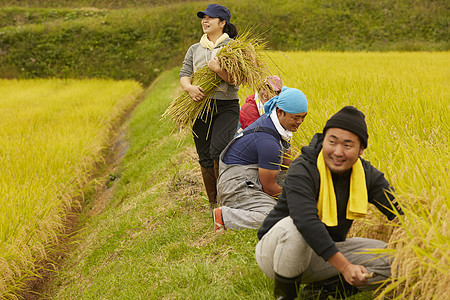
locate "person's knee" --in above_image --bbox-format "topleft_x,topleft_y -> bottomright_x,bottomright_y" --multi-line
337,237 -> 387,256
210,129 -> 236,159
255,239 -> 276,279
351,237 -> 387,248
258,218 -> 311,278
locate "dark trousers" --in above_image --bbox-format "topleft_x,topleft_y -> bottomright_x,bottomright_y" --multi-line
193,99 -> 239,168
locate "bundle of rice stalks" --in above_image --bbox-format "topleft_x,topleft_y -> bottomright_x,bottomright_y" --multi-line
162,30 -> 271,129
374,192 -> 450,299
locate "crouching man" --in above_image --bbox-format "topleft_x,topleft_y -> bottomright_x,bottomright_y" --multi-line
255,106 -> 402,299
213,86 -> 308,231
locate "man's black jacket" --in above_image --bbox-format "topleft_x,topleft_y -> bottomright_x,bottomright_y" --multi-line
257,133 -> 401,261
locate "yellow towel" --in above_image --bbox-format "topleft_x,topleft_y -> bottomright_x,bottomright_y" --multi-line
317,150 -> 368,227
200,33 -> 229,50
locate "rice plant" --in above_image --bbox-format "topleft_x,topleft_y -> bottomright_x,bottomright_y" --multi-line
0,78 -> 143,298
256,51 -> 449,299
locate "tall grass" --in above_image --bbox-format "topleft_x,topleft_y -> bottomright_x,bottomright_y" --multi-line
0,78 -> 143,298
259,51 -> 449,299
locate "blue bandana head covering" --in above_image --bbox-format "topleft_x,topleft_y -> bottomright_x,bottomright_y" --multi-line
264,86 -> 308,116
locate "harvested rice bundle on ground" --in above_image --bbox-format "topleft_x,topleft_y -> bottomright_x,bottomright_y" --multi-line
163,30 -> 270,129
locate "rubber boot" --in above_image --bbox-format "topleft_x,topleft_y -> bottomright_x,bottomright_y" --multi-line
301,274 -> 360,299
200,166 -> 217,210
274,273 -> 302,300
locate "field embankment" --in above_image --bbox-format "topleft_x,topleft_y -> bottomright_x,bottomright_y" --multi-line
36,67 -> 273,299
40,51 -> 449,299
0,78 -> 143,299
0,0 -> 448,85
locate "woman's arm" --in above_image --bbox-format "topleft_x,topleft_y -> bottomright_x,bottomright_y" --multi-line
180,76 -> 205,102
208,57 -> 233,84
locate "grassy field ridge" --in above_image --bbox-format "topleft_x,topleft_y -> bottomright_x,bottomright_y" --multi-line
42,68 -> 273,299
0,0 -> 448,85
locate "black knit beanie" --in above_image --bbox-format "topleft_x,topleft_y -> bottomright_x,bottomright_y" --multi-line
323,106 -> 368,148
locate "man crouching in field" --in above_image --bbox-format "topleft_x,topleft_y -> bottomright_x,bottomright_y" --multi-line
255,106 -> 402,299
213,86 -> 308,231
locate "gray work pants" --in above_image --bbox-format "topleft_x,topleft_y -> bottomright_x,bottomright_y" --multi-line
217,161 -> 277,229
255,217 -> 392,291
217,128 -> 288,230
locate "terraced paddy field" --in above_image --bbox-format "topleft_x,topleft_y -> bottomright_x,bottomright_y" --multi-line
0,78 -> 143,298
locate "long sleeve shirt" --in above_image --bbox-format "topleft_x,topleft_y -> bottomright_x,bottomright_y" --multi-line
257,133 -> 401,261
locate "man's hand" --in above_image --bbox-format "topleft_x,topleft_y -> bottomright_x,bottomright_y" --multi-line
341,263 -> 369,286
281,148 -> 293,170
328,251 -> 370,287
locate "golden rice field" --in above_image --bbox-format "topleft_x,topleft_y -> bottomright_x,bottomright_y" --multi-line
247,51 -> 448,299
0,79 -> 143,298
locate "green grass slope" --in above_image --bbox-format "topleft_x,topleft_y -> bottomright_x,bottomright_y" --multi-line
0,0 -> 448,85
2,0 -> 188,9
0,6 -> 107,28
43,68 -> 275,299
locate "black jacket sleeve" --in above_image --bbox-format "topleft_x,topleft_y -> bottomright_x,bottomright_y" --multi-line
363,159 -> 402,219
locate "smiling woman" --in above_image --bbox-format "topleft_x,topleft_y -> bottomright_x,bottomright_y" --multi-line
178,4 -> 240,210
0,78 -> 143,298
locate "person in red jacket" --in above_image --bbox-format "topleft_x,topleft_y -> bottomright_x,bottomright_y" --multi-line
239,76 -> 283,131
